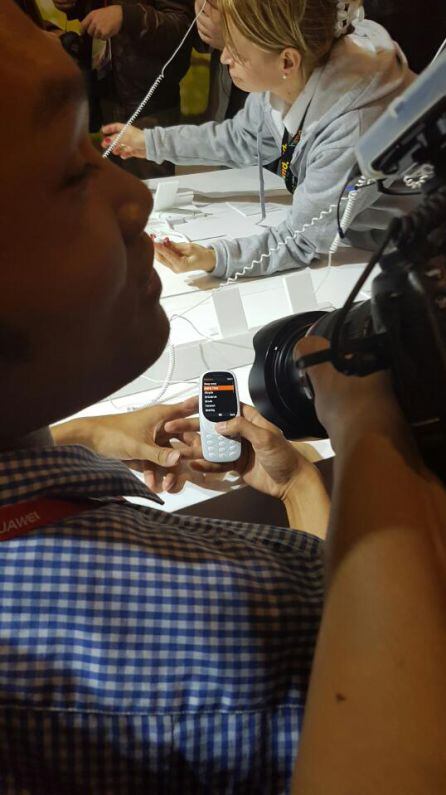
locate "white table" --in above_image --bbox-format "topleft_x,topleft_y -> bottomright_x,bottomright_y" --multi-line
70,166 -> 373,513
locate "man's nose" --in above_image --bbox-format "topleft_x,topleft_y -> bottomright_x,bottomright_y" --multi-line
116,180 -> 153,244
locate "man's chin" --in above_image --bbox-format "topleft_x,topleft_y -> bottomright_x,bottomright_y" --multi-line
130,303 -> 170,386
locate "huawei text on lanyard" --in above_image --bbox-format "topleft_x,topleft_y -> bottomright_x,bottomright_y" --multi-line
0,497 -> 105,542
280,128 -> 301,195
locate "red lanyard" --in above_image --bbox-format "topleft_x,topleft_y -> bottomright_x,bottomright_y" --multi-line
0,497 -> 107,542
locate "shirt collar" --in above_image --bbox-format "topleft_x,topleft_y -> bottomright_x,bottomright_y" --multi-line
0,444 -> 163,507
269,67 -> 323,136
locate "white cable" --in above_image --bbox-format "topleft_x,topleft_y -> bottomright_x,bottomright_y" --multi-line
225,203 -> 339,283
327,176 -> 375,267
102,0 -> 208,159
141,341 -> 176,406
166,201 -> 341,331
403,163 -> 434,190
431,36 -> 446,63
137,204 -> 342,393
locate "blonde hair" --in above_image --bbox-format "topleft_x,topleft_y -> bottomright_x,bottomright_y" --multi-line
220,0 -> 340,76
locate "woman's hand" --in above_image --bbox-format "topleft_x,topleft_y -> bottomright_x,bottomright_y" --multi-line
101,123 -> 146,159
52,398 -> 199,492
154,240 -> 216,274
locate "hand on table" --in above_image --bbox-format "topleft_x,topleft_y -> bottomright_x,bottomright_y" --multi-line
195,0 -> 224,49
101,123 -> 146,159
81,6 -> 123,39
154,240 -> 216,274
52,398 -> 200,493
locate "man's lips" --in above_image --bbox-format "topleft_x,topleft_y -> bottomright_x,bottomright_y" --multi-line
145,266 -> 162,300
133,232 -> 162,301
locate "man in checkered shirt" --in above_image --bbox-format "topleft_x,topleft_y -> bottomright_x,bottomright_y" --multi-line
3,3 -> 446,794
0,3 -> 330,792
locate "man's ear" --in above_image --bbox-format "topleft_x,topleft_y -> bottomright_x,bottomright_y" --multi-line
281,47 -> 302,77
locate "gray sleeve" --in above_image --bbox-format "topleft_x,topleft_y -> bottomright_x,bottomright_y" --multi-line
143,93 -> 280,168
212,143 -> 360,279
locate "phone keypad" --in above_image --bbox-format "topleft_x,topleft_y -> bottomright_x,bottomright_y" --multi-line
204,434 -> 240,462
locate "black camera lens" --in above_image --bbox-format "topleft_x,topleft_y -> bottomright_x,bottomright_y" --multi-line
248,311 -> 328,439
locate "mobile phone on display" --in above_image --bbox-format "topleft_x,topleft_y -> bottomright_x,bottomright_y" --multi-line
199,371 -> 241,463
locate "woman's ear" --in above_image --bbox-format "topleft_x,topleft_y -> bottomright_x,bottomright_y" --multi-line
281,47 -> 302,77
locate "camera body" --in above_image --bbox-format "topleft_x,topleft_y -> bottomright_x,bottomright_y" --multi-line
249,51 -> 446,482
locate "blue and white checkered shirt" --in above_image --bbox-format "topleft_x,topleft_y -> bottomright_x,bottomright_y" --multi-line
0,444 -> 324,794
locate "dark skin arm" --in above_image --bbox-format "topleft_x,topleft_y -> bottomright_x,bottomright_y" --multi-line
291,337 -> 446,794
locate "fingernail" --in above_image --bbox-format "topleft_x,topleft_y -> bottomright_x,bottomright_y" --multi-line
166,451 -> 180,466
215,422 -> 227,433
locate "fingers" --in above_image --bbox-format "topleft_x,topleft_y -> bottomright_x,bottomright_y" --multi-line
101,124 -> 134,158
144,466 -> 182,494
80,13 -> 97,36
215,415 -> 274,451
124,439 -> 180,468
101,137 -> 131,158
154,243 -> 188,274
154,396 -> 198,423
102,123 -> 125,136
171,432 -> 203,461
189,459 -> 235,474
164,417 -> 200,435
239,402 -> 277,431
294,335 -> 331,370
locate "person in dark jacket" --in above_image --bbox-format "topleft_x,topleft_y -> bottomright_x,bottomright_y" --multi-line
54,0 -> 195,176
193,0 -> 247,122
364,0 -> 445,73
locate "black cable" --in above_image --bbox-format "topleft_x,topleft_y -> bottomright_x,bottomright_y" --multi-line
377,180 -> 422,196
330,219 -> 400,371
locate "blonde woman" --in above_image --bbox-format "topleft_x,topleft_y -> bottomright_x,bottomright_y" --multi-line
102,0 -> 414,281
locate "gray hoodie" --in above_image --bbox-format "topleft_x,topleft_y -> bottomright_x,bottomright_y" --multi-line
144,19 -> 415,280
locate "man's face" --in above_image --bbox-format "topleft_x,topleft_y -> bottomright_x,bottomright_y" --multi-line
0,2 -> 169,439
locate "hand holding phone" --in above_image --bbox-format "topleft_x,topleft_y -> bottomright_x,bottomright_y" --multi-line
199,371 -> 241,463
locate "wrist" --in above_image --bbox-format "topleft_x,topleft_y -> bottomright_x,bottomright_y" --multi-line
282,461 -> 330,536
330,403 -> 412,459
281,459 -> 322,505
203,248 -> 217,273
51,418 -> 95,448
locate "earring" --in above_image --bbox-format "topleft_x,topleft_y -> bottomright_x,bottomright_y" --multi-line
282,74 -> 287,80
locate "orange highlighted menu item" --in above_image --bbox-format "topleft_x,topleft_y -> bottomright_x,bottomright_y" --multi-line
204,385 -> 234,391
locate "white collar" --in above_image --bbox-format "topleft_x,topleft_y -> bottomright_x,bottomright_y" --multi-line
269,67 -> 323,136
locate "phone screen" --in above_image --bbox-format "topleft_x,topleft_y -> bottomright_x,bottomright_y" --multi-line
202,372 -> 238,423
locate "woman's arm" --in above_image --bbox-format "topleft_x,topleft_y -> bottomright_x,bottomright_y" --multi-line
143,91 -> 279,167
292,338 -> 446,794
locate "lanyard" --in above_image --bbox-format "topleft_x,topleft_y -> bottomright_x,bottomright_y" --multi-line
280,128 -> 301,194
0,497 -> 111,542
